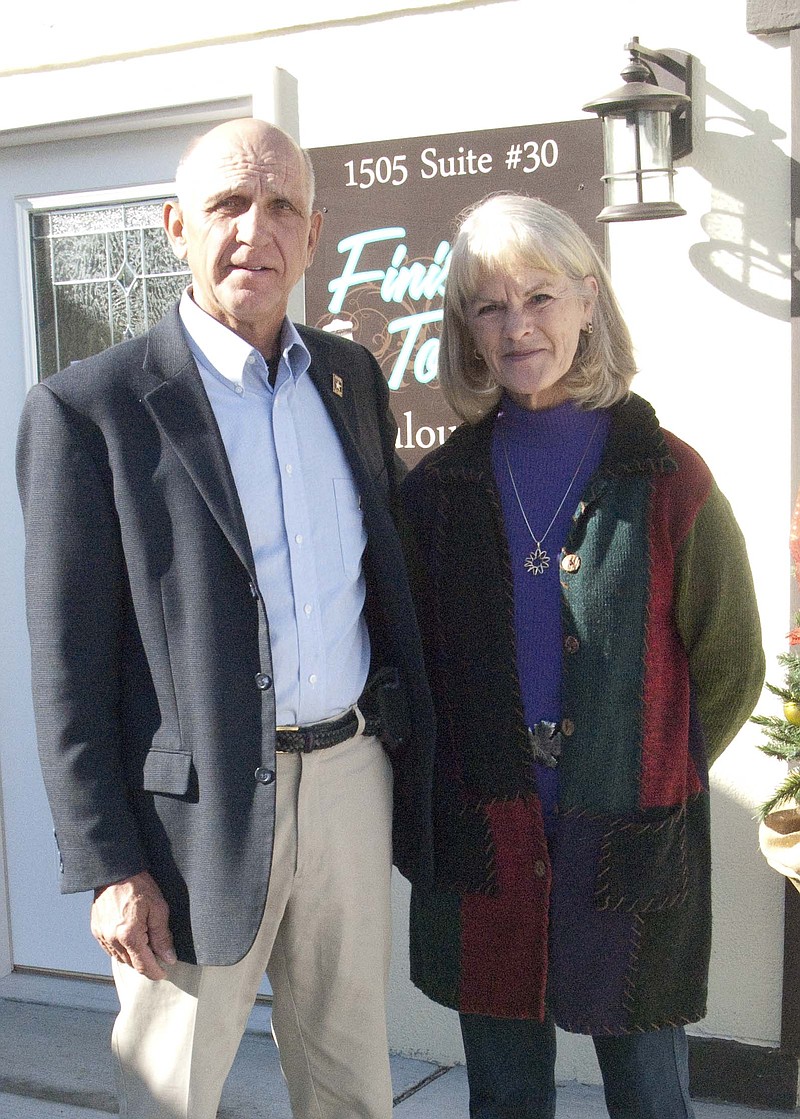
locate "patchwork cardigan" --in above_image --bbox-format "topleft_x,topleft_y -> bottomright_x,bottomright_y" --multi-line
402,392 -> 764,1035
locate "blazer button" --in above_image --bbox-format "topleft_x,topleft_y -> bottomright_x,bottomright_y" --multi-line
563,635 -> 580,654
254,767 -> 275,785
255,672 -> 272,690
561,552 -> 581,573
533,859 -> 547,878
561,718 -> 575,737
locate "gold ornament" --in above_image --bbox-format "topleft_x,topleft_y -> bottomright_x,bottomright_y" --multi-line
784,701 -> 800,726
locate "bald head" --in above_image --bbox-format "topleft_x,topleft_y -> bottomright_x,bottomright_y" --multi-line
163,116 -> 323,357
175,119 -> 316,214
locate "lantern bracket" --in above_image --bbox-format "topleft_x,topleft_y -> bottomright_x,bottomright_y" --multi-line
623,38 -> 693,160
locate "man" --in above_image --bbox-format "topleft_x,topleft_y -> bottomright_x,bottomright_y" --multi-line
17,119 -> 434,1119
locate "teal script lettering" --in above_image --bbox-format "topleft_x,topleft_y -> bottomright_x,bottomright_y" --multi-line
327,227 -> 451,390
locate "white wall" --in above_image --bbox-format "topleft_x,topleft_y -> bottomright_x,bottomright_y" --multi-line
0,0 -> 792,1080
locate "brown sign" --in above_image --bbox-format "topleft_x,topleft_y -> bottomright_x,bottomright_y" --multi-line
308,120 -> 604,466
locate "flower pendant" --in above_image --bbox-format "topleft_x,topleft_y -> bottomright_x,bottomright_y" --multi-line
524,546 -> 550,576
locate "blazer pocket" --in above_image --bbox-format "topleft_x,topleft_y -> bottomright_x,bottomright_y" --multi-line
594,804 -> 689,914
142,748 -> 193,796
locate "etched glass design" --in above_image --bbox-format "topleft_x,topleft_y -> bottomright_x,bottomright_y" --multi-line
30,200 -> 191,379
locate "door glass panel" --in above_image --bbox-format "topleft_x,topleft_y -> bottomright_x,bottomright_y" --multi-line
30,199 -> 190,380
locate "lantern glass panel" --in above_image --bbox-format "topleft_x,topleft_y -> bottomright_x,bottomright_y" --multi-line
603,110 -> 673,178
602,108 -> 677,212
636,110 -> 672,170
605,169 -> 677,209
602,116 -> 637,178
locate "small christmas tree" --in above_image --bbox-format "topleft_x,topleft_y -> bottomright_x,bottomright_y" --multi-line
752,642 -> 800,820
752,490 -> 800,820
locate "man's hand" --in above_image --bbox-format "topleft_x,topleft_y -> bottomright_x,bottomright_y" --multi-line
91,871 -> 177,980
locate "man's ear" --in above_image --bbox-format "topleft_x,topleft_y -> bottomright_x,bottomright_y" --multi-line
163,200 -> 188,261
306,209 -> 323,268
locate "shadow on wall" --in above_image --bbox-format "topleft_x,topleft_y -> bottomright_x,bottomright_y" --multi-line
687,59 -> 791,320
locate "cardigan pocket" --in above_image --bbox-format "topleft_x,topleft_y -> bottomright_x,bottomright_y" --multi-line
594,804 -> 689,913
142,747 -> 194,796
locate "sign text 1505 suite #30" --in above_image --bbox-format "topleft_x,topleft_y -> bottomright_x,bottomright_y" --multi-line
343,140 -> 560,190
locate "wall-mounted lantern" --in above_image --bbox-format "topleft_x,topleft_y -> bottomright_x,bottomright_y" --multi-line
583,37 -> 693,222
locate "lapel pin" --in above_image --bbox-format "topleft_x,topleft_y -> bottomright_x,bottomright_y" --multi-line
332,373 -> 344,398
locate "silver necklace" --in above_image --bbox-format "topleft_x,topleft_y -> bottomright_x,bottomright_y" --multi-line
500,414 -> 601,576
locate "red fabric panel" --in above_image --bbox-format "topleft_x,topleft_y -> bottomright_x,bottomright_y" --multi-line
458,795 -> 550,1019
640,435 -> 709,808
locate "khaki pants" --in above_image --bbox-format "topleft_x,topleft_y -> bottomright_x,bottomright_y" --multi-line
111,729 -> 394,1119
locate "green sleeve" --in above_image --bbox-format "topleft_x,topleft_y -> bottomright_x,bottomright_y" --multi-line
674,483 -> 765,764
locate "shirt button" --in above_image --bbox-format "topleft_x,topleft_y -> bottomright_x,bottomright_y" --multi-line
247,355 -> 256,365
295,534 -> 303,545
255,672 -> 272,690
563,635 -> 580,654
308,674 -> 318,685
286,463 -> 294,476
561,553 -> 581,573
254,767 -> 275,785
533,859 -> 547,879
234,384 -> 244,395
303,603 -> 313,616
561,718 -> 575,737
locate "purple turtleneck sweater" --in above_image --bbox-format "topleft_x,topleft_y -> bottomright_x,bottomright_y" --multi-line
491,396 -> 609,827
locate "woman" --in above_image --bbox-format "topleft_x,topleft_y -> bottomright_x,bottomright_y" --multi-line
403,194 -> 765,1119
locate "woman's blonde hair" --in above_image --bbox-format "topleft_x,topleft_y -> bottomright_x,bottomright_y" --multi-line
438,193 -> 637,423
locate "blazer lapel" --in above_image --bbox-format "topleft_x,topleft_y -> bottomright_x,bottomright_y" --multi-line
141,312 -> 256,574
305,346 -> 376,492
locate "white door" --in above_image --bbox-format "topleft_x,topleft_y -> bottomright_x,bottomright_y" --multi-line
0,117 -> 216,976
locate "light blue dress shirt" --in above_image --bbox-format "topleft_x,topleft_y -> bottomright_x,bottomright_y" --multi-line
178,292 -> 370,727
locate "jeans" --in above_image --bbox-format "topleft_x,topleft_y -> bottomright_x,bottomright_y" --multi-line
459,1012 -> 696,1119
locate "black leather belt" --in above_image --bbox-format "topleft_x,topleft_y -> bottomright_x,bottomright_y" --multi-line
275,706 -> 382,754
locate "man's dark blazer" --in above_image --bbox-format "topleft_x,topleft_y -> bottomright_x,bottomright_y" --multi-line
16,307 -> 435,966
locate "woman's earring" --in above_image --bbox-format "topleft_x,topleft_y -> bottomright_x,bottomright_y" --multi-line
473,349 -> 483,363
584,322 -> 594,335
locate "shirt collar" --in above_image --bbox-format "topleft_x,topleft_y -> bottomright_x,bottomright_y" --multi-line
178,289 -> 311,391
